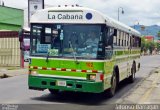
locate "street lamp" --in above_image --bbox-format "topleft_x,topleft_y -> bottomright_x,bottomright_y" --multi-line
118,7 -> 124,21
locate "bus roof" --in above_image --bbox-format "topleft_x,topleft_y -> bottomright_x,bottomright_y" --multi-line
30,6 -> 141,37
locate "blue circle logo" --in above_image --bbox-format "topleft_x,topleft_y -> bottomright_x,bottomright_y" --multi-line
86,13 -> 92,20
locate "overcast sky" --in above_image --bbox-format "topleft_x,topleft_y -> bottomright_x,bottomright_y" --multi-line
2,0 -> 160,26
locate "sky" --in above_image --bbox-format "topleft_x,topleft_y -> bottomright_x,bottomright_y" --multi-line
2,0 -> 160,26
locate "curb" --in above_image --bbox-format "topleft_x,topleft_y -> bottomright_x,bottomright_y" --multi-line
121,67 -> 160,104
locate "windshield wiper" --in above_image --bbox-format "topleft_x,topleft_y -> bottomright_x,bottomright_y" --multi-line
69,41 -> 79,64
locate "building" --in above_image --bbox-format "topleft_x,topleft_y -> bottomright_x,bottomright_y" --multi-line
0,6 -> 24,67
0,6 -> 24,31
144,36 -> 154,42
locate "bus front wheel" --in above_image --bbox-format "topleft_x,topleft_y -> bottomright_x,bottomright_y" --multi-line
108,71 -> 117,97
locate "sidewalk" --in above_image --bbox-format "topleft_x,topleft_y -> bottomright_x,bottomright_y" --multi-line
141,69 -> 160,104
121,67 -> 160,104
0,63 -> 28,78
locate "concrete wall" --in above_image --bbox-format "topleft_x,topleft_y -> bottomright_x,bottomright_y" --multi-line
0,31 -> 20,66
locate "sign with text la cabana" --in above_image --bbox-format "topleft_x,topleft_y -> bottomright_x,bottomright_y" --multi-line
28,0 -> 44,25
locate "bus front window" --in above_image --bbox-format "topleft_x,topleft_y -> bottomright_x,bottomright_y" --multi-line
31,24 -> 105,59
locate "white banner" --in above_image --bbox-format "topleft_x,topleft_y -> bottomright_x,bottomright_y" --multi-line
28,0 -> 44,24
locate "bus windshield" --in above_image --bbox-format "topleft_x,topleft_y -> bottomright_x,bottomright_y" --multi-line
30,24 -> 105,59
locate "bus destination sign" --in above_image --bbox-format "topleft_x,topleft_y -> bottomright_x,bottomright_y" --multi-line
48,12 -> 83,20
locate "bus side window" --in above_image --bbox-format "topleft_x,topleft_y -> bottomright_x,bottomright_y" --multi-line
126,33 -> 129,46
119,31 -> 121,46
122,32 -> 124,46
132,36 -> 134,47
123,32 -> 125,46
120,31 -> 123,46
124,33 -> 126,47
133,36 -> 135,47
113,29 -> 117,46
113,34 -> 117,46
135,36 -> 140,48
108,28 -> 115,46
117,30 -> 120,46
128,35 -> 131,47
134,37 -> 137,47
104,27 -> 109,46
124,33 -> 127,47
139,37 -> 141,47
130,36 -> 132,48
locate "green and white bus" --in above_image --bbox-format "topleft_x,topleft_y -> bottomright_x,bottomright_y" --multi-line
28,6 -> 141,97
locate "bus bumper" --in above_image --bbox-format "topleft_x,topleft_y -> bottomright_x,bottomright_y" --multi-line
28,75 -> 104,93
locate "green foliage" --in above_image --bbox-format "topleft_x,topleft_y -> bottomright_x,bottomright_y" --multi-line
141,36 -> 159,52
158,31 -> 160,38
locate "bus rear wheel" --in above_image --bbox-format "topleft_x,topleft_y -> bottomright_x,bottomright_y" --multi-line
128,65 -> 136,83
108,71 -> 117,97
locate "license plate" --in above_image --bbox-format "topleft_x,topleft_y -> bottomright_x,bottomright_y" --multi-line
57,80 -> 66,86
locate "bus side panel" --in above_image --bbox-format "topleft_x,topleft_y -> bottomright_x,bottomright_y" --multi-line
115,49 -> 129,81
103,59 -> 115,90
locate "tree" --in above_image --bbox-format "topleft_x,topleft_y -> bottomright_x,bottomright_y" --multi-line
158,31 -> 160,39
141,36 -> 158,54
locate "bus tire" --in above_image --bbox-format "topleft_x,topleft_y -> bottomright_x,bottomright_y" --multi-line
108,71 -> 117,97
128,64 -> 136,83
49,89 -> 59,95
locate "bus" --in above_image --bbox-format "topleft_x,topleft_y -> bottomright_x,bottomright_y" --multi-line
28,6 -> 141,97
19,27 -> 30,62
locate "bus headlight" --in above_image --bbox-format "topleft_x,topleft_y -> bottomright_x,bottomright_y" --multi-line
89,74 -> 96,80
88,73 -> 104,82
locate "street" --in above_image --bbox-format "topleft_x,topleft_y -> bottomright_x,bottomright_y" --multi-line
0,55 -> 160,110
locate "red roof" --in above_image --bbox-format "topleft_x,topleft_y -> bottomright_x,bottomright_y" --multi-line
144,36 -> 154,41
144,36 -> 154,39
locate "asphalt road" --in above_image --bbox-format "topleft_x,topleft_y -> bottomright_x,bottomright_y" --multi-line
0,55 -> 160,110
